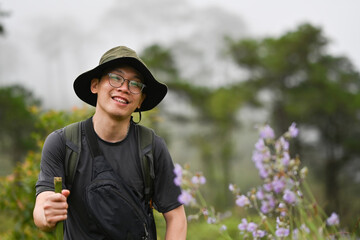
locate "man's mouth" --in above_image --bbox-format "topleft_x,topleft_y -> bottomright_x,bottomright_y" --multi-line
112,96 -> 129,104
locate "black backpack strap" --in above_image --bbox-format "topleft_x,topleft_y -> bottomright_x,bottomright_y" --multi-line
83,117 -> 102,158
64,121 -> 82,191
136,124 -> 155,208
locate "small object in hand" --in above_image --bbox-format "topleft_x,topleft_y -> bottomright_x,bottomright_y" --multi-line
54,177 -> 63,240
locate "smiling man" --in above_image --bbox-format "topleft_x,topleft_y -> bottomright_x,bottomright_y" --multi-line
33,46 -> 187,240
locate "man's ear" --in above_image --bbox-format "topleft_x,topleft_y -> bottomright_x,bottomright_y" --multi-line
90,78 -> 100,94
138,93 -> 146,109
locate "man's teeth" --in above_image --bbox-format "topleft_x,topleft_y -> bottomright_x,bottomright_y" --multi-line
114,98 -> 128,104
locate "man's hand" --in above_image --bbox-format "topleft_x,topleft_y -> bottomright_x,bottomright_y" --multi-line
33,190 -> 70,232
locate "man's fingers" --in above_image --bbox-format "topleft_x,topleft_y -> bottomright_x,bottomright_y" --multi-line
44,212 -> 68,226
61,189 -> 70,198
47,192 -> 67,202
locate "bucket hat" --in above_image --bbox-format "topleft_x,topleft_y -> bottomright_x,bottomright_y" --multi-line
73,46 -> 168,112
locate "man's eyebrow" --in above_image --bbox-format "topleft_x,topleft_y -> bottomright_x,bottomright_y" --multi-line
113,69 -> 142,81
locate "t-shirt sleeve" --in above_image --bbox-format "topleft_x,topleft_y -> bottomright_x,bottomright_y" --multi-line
35,129 -> 66,196
152,135 -> 182,213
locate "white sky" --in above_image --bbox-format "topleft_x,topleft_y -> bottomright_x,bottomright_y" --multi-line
1,0 -> 359,109
191,0 -> 360,67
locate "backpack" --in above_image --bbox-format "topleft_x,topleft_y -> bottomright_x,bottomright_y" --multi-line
63,120 -> 155,206
63,120 -> 156,239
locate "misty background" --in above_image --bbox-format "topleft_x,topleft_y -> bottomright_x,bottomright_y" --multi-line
1,0 -> 359,109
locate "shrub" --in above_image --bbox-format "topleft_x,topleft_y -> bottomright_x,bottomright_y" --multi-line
175,123 -> 359,239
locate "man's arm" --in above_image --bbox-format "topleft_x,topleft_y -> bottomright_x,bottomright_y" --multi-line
33,190 -> 70,232
163,205 -> 187,240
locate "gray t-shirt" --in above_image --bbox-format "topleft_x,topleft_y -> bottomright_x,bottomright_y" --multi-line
35,119 -> 181,239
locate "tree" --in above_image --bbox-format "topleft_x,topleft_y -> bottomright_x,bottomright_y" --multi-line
0,4 -> 8,35
141,44 -> 257,207
227,23 -> 360,220
0,85 -> 41,166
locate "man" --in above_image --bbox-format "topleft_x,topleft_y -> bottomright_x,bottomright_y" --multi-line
33,46 -> 187,239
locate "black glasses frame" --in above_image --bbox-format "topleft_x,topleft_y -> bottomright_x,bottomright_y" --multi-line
107,73 -> 146,94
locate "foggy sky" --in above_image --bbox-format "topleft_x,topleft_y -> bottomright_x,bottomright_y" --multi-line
1,0 -> 359,109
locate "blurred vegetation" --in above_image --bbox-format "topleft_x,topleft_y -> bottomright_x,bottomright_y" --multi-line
0,22 -> 359,238
0,85 -> 41,167
0,106 -> 94,239
227,23 -> 360,216
0,4 -> 6,35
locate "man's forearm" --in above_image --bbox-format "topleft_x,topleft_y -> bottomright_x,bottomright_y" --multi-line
163,205 -> 187,240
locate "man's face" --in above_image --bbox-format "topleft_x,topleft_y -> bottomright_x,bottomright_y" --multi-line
90,65 -> 146,120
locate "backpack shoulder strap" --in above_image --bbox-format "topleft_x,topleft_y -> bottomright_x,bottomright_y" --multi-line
64,121 -> 82,191
136,124 -> 155,208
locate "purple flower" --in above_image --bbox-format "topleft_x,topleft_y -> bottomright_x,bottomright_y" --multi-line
253,229 -> 266,238
260,125 -> 275,139
282,152 -> 290,166
292,229 -> 299,240
263,183 -> 272,192
326,212 -> 340,226
202,208 -> 209,216
258,167 -> 269,179
178,190 -> 195,205
275,227 -> 290,237
283,189 -> 297,204
252,151 -> 264,163
220,225 -> 227,232
255,139 -> 266,151
207,217 -> 216,224
300,224 -> 310,233
236,195 -> 250,207
272,177 -> 286,193
276,137 -> 289,151
173,164 -> 183,186
174,176 -> 182,186
173,163 -> 182,177
191,175 -> 206,185
293,224 -> 310,238
247,222 -> 258,232
278,202 -> 287,216
288,122 -> 299,138
238,218 -> 248,231
229,183 -> 235,192
260,201 -> 271,214
266,194 -> 276,208
256,189 -> 265,200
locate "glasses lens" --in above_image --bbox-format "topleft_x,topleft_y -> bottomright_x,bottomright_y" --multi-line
108,73 -> 145,94
129,81 -> 144,94
108,73 -> 124,88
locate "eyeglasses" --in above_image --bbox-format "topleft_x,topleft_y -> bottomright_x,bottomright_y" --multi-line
107,73 -> 146,94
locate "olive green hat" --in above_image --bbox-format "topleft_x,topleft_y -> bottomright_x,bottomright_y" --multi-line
73,46 -> 168,112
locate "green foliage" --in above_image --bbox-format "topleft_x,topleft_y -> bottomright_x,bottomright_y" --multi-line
0,149 -> 54,239
167,78 -> 254,209
175,124 -> 359,239
0,106 -> 93,239
0,85 -> 41,166
141,44 -> 179,83
227,23 -> 360,220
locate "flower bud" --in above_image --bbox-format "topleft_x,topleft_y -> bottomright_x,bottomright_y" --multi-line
300,167 -> 308,179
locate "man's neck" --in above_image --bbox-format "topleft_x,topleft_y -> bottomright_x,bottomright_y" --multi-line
92,114 -> 131,143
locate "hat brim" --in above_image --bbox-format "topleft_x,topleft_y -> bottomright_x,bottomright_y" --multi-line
73,57 -> 167,112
